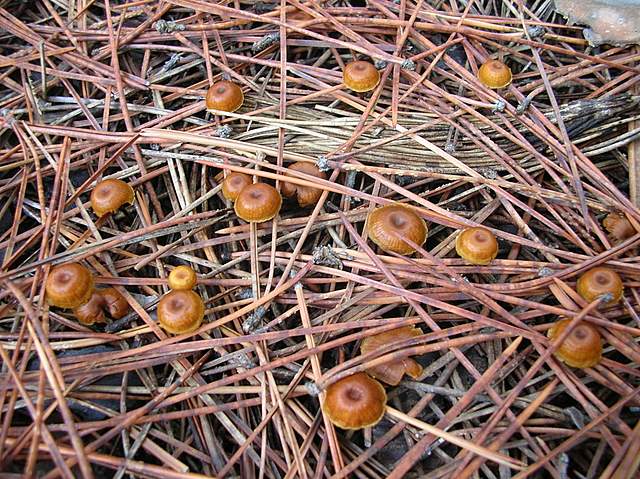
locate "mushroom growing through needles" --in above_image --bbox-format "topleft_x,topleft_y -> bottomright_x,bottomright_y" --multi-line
234,183 -> 282,223
158,290 -> 205,335
281,162 -> 327,207
343,60 -> 380,93
73,288 -> 129,325
90,179 -> 135,218
360,326 -> 423,385
168,265 -> 198,291
322,373 -> 387,430
73,291 -> 106,326
206,80 -> 244,113
366,203 -> 428,255
478,59 -> 512,89
221,172 -> 252,202
603,212 -> 635,244
576,266 -> 623,305
455,227 -> 499,265
547,319 -> 602,369
45,263 -> 95,309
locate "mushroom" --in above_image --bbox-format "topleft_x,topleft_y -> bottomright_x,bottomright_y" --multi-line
158,290 -> 205,335
234,183 -> 282,223
547,319 -> 602,368
101,287 -> 129,319
343,61 -> 380,92
222,172 -> 252,202
322,373 -> 387,429
281,162 -> 327,207
603,212 -> 635,244
360,326 -> 423,385
206,80 -> 244,113
73,287 -> 129,325
73,292 -> 106,326
576,267 -> 623,305
45,263 -> 95,309
455,227 -> 499,265
477,59 -> 512,89
366,203 -> 428,255
90,179 -> 135,218
168,265 -> 198,291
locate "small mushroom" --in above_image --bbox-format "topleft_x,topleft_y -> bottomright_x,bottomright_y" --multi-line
281,162 -> 327,207
206,80 -> 244,113
603,212 -> 635,244
45,263 -> 95,309
234,183 -> 282,223
90,179 -> 135,218
547,319 -> 602,369
73,292 -> 106,326
477,59 -> 512,89
100,288 -> 129,319
222,172 -> 252,202
322,373 -> 387,430
455,227 -> 499,265
343,61 -> 380,92
168,265 -> 198,291
360,326 -> 423,385
158,290 -> 205,335
576,267 -> 623,305
366,203 -> 428,255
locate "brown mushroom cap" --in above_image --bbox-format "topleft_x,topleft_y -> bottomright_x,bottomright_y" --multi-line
455,227 -> 499,265
281,162 -> 327,207
90,179 -> 135,218
206,81 -> 244,113
101,287 -> 129,319
360,326 -> 423,385
322,373 -> 387,429
73,291 -> 106,326
576,267 -> 623,305
478,60 -> 512,89
234,183 -> 282,223
343,61 -> 380,92
168,265 -> 198,291
547,319 -> 602,368
158,290 -> 205,335
603,212 -> 635,243
366,204 -> 428,255
222,172 -> 252,202
45,263 -> 95,309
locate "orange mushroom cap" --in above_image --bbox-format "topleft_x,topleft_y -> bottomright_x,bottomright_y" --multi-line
366,204 -> 428,255
234,183 -> 282,223
322,373 -> 387,429
360,326 -> 423,385
73,291 -> 106,326
222,172 -> 252,202
576,267 -> 623,305
478,59 -> 512,89
206,81 -> 244,113
168,265 -> 198,291
547,319 -> 602,369
90,179 -> 135,218
45,263 -> 95,309
281,162 -> 327,207
343,61 -> 380,92
101,287 -> 129,319
455,227 -> 499,265
158,290 -> 205,335
603,212 -> 635,243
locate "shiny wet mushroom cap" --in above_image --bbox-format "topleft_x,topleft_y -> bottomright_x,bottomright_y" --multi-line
322,373 -> 387,430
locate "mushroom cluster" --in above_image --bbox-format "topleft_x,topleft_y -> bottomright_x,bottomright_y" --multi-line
158,265 -> 205,335
45,263 -> 129,326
